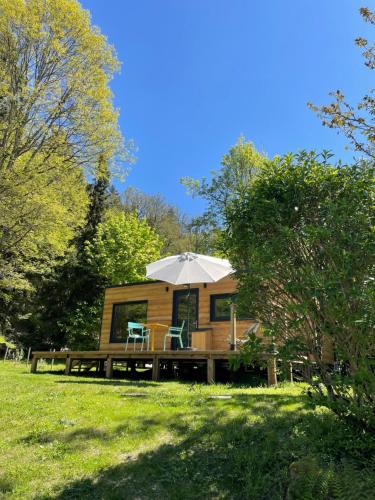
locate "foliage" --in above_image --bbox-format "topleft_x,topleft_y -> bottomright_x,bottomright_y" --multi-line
181,136 -> 268,230
85,210 -> 162,285
0,335 -> 16,348
122,186 -> 189,254
308,7 -> 374,158
63,297 -> 103,351
0,0 -> 125,173
230,330 -> 269,371
102,185 -> 217,255
76,155 -> 111,252
0,154 -> 88,337
6,156 -> 110,350
1,363 -> 375,499
0,0 -> 128,342
223,151 -> 375,429
0,154 -> 88,282
55,210 -> 162,349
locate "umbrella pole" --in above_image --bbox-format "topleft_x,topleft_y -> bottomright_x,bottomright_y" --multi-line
187,283 -> 191,348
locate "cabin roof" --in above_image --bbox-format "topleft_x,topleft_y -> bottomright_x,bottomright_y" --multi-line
105,274 -> 237,291
105,280 -> 162,290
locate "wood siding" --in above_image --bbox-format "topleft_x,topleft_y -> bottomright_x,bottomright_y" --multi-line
100,276 -> 258,351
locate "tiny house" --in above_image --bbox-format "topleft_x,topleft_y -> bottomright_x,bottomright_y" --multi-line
100,275 -> 257,352
30,276 -> 278,384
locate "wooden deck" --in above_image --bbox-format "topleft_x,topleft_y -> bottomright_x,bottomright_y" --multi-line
30,350 -> 278,385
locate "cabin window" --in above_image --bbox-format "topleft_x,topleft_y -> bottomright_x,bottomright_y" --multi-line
110,301 -> 148,343
210,293 -> 233,321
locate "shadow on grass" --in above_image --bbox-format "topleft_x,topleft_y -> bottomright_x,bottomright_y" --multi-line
20,393 -> 310,448
36,391 -> 375,500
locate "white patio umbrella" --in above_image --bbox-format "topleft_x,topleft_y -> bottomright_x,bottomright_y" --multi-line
146,252 -> 234,346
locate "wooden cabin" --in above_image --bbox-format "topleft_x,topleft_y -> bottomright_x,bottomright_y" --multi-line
100,275 -> 258,352
30,276 -> 279,384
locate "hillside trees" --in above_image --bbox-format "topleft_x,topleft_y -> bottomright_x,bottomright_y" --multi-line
181,137 -> 268,258
122,187 -> 188,254
116,186 -> 216,255
16,173 -> 163,351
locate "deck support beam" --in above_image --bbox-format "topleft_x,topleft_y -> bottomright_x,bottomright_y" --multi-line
288,362 -> 293,383
267,356 -> 277,386
65,356 -> 72,375
106,356 -> 113,379
30,356 -> 38,373
152,356 -> 160,381
207,358 -> 215,384
30,350 -> 279,387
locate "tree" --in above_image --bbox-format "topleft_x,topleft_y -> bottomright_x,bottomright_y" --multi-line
122,186 -> 188,255
76,155 -> 110,253
85,211 -> 162,285
0,0 -> 128,342
20,207 -> 162,351
184,215 -> 220,255
0,0 -> 125,176
17,156 -> 111,351
0,153 -> 88,338
120,186 -> 216,255
63,211 -> 162,349
308,7 -> 374,159
223,151 -> 375,429
181,136 -> 268,231
0,0 -> 128,339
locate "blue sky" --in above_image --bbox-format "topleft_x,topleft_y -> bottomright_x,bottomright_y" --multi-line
81,0 -> 373,215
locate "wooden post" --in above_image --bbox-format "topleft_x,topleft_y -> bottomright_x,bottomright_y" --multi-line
267,356 -> 277,386
65,356 -> 72,375
129,360 -> 136,378
26,347 -> 31,366
106,356 -> 113,379
152,356 -> 160,381
30,356 -> 38,373
302,363 -> 312,383
229,304 -> 237,350
288,362 -> 293,383
166,360 -> 173,377
207,358 -> 215,384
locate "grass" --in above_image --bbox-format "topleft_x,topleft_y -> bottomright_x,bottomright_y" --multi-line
1,362 -> 375,499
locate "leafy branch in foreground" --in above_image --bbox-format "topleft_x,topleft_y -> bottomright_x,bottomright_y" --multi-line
308,7 -> 375,158
224,151 -> 375,429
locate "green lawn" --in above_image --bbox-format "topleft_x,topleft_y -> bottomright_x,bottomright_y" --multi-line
1,362 -> 374,499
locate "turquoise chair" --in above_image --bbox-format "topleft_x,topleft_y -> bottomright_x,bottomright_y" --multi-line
126,322 -> 150,351
163,321 -> 185,351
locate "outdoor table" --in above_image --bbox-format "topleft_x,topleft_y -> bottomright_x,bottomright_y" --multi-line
142,323 -> 169,351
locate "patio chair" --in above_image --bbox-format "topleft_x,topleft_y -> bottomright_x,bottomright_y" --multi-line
163,321 -> 185,351
235,322 -> 260,348
126,322 -> 150,351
